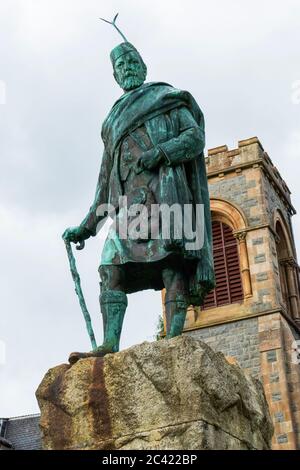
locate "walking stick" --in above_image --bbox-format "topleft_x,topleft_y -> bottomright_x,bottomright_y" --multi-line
64,240 -> 97,350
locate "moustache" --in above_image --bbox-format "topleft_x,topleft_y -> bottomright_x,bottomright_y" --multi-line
125,72 -> 137,77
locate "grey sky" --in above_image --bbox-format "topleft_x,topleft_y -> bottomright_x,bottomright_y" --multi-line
0,0 -> 300,416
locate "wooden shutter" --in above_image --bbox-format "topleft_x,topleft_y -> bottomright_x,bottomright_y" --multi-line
203,221 -> 243,309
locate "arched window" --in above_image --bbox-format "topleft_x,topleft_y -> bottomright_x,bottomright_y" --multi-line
276,221 -> 291,314
203,221 -> 243,309
273,212 -> 300,322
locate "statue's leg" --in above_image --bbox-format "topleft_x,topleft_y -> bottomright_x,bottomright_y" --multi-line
162,266 -> 188,339
98,265 -> 127,354
68,265 -> 127,364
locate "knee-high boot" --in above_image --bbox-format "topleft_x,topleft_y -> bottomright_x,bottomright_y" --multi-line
68,289 -> 127,364
99,290 -> 127,353
165,294 -> 188,339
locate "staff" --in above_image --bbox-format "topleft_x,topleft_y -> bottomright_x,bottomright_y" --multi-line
64,240 -> 97,350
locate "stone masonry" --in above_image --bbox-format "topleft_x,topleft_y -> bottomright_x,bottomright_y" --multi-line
161,137 -> 300,450
187,318 -> 260,378
36,337 -> 273,450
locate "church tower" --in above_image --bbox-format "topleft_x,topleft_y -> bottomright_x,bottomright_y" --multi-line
163,137 -> 300,449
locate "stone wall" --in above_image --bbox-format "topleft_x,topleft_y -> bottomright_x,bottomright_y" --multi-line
186,317 -> 260,378
262,170 -> 292,229
258,313 -> 300,449
166,136 -> 300,449
186,313 -> 300,449
281,317 -> 300,448
208,170 -> 265,228
184,137 -> 298,331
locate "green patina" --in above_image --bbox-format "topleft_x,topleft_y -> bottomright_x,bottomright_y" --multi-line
63,28 -> 214,363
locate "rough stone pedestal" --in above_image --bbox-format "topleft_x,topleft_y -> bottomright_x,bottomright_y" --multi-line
36,336 -> 273,450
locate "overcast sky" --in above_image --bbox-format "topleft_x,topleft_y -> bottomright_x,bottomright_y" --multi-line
0,0 -> 300,417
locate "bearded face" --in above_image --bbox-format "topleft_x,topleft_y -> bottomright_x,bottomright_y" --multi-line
113,51 -> 147,91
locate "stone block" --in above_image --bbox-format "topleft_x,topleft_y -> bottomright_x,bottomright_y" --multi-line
247,180 -> 257,189
267,350 -> 277,363
36,337 -> 273,450
255,254 -> 266,264
270,373 -> 279,383
253,238 -> 264,246
277,434 -> 288,444
256,273 -> 268,282
272,392 -> 282,402
274,412 -> 284,423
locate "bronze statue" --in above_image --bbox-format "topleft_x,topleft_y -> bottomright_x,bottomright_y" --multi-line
63,16 -> 214,364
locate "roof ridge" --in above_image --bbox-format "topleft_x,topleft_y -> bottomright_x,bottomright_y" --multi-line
2,413 -> 40,421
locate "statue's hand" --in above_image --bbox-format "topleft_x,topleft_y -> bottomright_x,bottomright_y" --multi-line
136,147 -> 163,173
62,226 -> 91,244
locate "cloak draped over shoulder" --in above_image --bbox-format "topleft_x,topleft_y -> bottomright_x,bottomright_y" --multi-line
81,82 -> 215,305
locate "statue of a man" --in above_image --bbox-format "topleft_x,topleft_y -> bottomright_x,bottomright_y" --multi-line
63,41 -> 214,363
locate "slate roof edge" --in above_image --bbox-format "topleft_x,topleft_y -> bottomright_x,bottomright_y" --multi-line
1,413 -> 40,421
